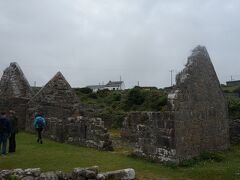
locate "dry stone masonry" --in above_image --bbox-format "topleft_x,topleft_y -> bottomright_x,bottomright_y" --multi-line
0,62 -> 32,129
0,64 -> 112,151
26,71 -> 80,121
0,45 -> 234,164
0,62 -> 32,98
0,167 -> 135,180
43,116 -> 113,151
25,71 -> 113,151
122,46 -> 230,163
230,119 -> 240,144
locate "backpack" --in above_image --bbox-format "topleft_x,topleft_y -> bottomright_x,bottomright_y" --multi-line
36,117 -> 45,128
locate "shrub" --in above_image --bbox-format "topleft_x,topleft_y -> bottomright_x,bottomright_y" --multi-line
78,87 -> 93,94
111,93 -> 121,101
97,89 -> 110,98
233,86 -> 240,94
229,97 -> 240,119
88,93 -> 98,99
126,87 -> 145,107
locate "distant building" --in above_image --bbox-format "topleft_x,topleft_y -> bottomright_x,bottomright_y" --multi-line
136,86 -> 158,91
86,85 -> 105,92
226,80 -> 240,86
86,81 -> 125,92
105,81 -> 125,91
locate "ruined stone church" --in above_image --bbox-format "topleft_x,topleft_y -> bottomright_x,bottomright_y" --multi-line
0,63 -> 113,151
122,46 -> 230,163
0,45 -> 231,162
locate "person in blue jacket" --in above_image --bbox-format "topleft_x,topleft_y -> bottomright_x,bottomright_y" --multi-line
34,112 -> 46,144
0,112 -> 11,156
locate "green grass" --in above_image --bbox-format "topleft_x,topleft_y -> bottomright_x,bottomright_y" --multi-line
221,84 -> 240,93
1,133 -> 240,179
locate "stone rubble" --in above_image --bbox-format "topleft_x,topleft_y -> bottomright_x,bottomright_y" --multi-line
0,167 -> 136,180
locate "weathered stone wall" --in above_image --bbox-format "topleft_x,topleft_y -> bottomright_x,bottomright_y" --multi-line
124,112 -> 176,162
0,167 -> 135,180
121,112 -> 150,142
0,62 -> 32,130
172,46 -> 229,161
25,72 -> 78,131
25,71 -> 113,151
25,71 -> 81,131
122,46 -> 230,163
0,62 -> 32,98
230,119 -> 240,144
42,116 -> 113,151
0,97 -> 29,130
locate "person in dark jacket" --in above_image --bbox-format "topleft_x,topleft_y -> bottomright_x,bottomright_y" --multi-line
34,112 -> 46,144
8,110 -> 18,153
0,112 -> 11,156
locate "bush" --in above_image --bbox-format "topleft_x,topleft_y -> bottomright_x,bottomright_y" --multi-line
97,89 -> 110,98
88,93 -> 98,99
78,87 -> 92,94
229,97 -> 240,119
223,89 -> 230,93
111,93 -> 121,101
97,109 -> 126,128
126,87 -> 145,107
233,86 -> 240,94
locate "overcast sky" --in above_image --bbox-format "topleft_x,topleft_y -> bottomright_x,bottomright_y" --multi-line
0,0 -> 240,88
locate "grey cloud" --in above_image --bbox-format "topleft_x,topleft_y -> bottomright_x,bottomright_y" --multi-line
0,0 -> 240,88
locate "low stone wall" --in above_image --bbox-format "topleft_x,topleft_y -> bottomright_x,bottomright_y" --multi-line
230,119 -> 240,144
0,167 -> 135,180
122,112 -> 176,162
121,112 -> 149,143
0,97 -> 29,130
26,116 -> 113,151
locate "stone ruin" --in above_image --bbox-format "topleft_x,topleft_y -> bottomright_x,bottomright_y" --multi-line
122,46 -> 230,163
0,167 -> 135,180
0,62 -> 32,98
25,72 -> 112,150
230,119 -> 240,144
0,45 -> 236,163
25,71 -> 80,125
0,62 -> 32,130
0,64 -> 113,151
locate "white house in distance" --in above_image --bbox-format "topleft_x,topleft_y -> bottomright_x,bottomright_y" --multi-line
105,81 -> 125,90
87,81 -> 125,92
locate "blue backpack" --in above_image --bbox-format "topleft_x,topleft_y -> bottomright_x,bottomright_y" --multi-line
36,117 -> 45,128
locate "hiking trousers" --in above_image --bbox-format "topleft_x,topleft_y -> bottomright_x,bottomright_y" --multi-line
0,133 -> 8,155
36,128 -> 43,143
9,133 -> 16,153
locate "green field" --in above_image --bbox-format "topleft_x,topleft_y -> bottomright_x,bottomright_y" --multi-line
1,133 -> 240,180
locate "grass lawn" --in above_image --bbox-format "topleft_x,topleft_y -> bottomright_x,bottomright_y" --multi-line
1,133 -> 240,180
